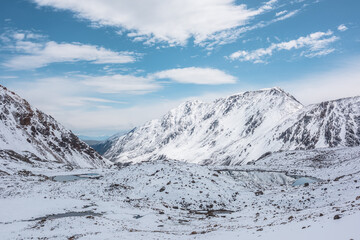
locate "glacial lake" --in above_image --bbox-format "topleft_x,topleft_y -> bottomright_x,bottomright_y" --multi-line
216,169 -> 321,187
292,177 -> 319,186
53,173 -> 101,182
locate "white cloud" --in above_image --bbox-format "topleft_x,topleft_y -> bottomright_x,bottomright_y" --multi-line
229,30 -> 338,63
82,74 -> 162,94
32,0 -> 279,46
273,9 -> 299,21
275,10 -> 288,16
337,24 -> 348,32
1,31 -> 137,70
199,8 -> 301,50
63,97 -> 127,107
152,67 -> 237,85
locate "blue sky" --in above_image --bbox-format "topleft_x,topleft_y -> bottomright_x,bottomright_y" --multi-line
0,0 -> 359,137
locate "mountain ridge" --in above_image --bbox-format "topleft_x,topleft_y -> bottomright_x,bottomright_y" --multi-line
0,85 -> 109,169
103,87 -> 360,165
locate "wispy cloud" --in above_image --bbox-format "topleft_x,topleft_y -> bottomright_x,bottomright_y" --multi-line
67,97 -> 127,107
337,24 -> 348,32
198,9 -> 301,50
31,0 -> 282,47
273,9 -> 299,21
82,74 -> 162,94
229,30 -> 338,63
1,30 -> 137,70
275,10 -> 288,17
152,67 -> 237,85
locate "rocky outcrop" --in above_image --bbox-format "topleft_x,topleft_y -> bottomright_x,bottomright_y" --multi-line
0,85 -> 108,168
103,88 -> 360,166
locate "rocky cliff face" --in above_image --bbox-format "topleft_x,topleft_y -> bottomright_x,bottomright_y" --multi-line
104,87 -> 360,165
274,96 -> 360,149
0,85 -> 108,168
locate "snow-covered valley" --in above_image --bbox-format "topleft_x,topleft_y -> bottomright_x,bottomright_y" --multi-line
1,146 -> 360,239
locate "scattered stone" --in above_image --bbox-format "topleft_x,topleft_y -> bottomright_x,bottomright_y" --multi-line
334,176 -> 345,181
255,191 -> 264,196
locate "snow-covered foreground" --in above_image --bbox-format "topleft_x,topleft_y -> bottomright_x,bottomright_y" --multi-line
1,147 -> 360,239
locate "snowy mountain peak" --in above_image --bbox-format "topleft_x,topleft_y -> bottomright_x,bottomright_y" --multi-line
0,84 -> 109,169
275,95 -> 360,150
104,88 -> 308,165
103,88 -> 360,165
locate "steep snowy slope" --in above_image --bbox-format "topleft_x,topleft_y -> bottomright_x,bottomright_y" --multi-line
105,87 -> 303,164
105,88 -> 360,165
275,96 -> 360,149
232,95 -> 360,164
0,85 -> 108,169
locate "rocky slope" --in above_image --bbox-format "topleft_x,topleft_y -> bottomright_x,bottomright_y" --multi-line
1,146 -> 360,239
104,87 -> 360,165
0,85 -> 108,169
274,96 -> 360,149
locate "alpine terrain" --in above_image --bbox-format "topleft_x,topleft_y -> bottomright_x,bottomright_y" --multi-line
1,85 -> 360,240
0,84 -> 108,172
104,87 -> 360,165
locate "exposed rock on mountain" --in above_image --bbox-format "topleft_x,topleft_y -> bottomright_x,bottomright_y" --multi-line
104,87 -> 360,165
0,85 -> 108,169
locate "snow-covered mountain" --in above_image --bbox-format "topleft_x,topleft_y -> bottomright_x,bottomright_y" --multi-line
0,85 -> 108,169
104,87 -> 360,165
274,96 -> 360,149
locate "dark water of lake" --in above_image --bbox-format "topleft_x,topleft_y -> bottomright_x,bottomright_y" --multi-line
53,173 -> 101,182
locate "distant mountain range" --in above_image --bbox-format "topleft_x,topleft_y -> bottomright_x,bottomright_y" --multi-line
2,84 -> 359,168
78,132 -> 129,153
103,87 -> 360,165
0,85 -> 108,169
